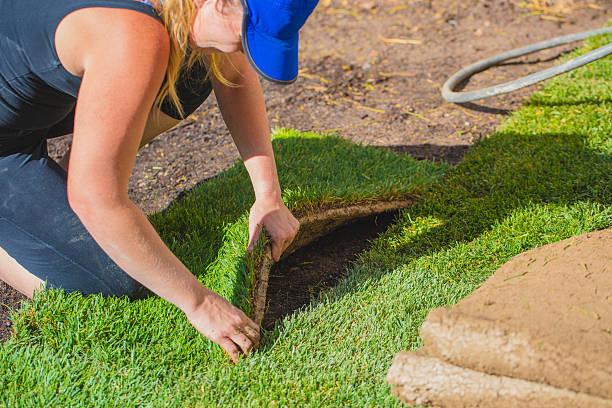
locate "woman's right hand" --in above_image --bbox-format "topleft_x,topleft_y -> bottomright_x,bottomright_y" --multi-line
185,289 -> 261,363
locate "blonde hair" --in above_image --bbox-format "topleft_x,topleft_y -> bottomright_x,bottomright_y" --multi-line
154,0 -> 234,119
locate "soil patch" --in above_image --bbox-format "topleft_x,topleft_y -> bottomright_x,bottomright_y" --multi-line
262,210 -> 400,330
251,199 -> 413,326
0,281 -> 24,342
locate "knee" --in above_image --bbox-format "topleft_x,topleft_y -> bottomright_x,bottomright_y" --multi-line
139,108 -> 181,149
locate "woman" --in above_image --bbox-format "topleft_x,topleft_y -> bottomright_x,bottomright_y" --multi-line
0,0 -> 318,362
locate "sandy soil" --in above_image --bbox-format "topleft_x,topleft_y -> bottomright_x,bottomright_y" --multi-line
1,0 -> 608,341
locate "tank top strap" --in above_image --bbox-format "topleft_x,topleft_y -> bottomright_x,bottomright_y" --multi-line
136,0 -> 156,8
58,0 -> 161,24
44,0 -> 163,96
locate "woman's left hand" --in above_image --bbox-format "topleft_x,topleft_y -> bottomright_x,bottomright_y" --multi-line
247,193 -> 300,261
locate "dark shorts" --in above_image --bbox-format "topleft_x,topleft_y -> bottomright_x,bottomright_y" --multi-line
0,139 -> 150,299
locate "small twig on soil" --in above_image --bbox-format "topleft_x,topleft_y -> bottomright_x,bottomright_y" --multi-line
388,5 -> 408,14
298,69 -> 331,84
326,8 -> 360,19
379,36 -> 422,45
304,85 -> 328,92
379,71 -> 419,79
339,97 -> 386,114
515,0 -> 598,20
401,109 -> 430,122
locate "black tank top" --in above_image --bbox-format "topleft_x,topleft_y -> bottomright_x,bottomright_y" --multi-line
0,0 -> 212,155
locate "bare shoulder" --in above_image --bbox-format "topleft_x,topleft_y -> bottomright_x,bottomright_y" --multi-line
56,6 -> 170,77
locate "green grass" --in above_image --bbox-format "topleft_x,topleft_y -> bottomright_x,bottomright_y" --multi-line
1,33 -> 610,406
148,131 -> 444,314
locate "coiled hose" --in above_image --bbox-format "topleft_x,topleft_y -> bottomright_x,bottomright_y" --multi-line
442,27 -> 612,103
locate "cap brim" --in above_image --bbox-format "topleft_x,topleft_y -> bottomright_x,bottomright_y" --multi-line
240,2 -> 299,84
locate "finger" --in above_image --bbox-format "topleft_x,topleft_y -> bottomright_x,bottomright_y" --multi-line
271,238 -> 280,261
294,219 -> 301,234
280,238 -> 291,257
218,337 -> 241,363
243,315 -> 261,334
230,331 -> 254,355
247,221 -> 263,252
242,325 -> 261,345
273,238 -> 287,261
233,310 -> 260,342
282,228 -> 296,251
286,229 -> 297,248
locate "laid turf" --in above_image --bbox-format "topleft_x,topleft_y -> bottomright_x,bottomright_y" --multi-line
148,130 -> 444,315
1,33 -> 610,406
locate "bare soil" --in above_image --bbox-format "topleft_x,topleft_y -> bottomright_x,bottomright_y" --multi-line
262,210 -> 400,330
1,0 -> 608,341
0,281 -> 23,341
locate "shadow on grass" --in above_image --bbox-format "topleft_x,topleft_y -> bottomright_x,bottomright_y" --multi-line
383,143 -> 471,164
375,130 -> 609,272
526,96 -> 612,107
148,125 -> 609,350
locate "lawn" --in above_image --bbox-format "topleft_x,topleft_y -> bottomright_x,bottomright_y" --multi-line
1,33 -> 610,406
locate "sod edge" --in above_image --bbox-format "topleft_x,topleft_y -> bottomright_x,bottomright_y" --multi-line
250,197 -> 414,325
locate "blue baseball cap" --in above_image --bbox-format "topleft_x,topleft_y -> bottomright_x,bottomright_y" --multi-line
240,0 -> 319,84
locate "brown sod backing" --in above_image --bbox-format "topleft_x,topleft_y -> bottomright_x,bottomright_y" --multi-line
387,228 -> 612,406
388,351 -> 612,408
250,198 -> 412,326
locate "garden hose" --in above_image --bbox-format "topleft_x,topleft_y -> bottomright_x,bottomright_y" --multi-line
442,27 -> 612,103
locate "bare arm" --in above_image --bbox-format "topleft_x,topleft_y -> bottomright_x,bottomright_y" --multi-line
57,108 -> 180,172
57,8 -> 258,361
211,53 -> 299,260
211,53 -> 279,198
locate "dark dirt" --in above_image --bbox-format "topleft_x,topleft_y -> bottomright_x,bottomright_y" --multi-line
262,211 -> 400,330
2,0 -> 609,341
0,281 -> 24,341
